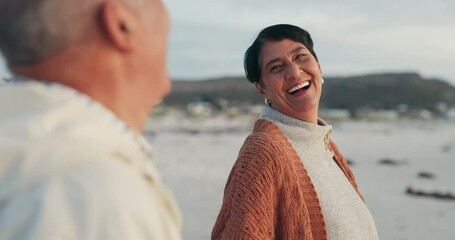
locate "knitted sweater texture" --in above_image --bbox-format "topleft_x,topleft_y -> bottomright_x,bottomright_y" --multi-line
212,119 -> 363,240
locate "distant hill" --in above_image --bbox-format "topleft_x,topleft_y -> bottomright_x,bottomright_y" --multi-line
164,73 -> 455,110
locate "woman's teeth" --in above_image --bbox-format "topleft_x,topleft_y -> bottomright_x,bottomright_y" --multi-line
288,81 -> 310,94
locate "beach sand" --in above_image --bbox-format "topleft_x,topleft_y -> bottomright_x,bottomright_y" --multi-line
147,115 -> 455,240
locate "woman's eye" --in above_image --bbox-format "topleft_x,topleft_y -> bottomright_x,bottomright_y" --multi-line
295,54 -> 307,60
270,65 -> 283,72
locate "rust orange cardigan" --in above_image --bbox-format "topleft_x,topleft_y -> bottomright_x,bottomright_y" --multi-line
212,119 -> 364,240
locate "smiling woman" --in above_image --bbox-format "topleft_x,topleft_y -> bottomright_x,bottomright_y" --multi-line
256,39 -> 323,124
212,24 -> 379,240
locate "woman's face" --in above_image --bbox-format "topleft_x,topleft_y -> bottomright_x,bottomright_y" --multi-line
255,39 -> 323,123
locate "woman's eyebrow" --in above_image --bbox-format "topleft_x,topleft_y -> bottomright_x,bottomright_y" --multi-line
264,58 -> 281,69
289,46 -> 306,55
264,46 -> 307,69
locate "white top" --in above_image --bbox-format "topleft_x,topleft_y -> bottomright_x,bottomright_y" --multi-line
260,107 -> 379,240
0,80 -> 182,240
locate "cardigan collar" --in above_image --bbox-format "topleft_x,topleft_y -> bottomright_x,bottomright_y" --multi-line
259,107 -> 333,152
252,118 -> 365,203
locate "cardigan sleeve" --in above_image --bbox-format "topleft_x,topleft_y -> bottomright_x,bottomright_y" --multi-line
212,134 -> 282,240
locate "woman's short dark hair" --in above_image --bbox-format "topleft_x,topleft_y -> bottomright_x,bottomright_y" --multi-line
244,24 -> 318,84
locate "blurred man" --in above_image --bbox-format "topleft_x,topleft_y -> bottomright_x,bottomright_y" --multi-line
0,0 -> 181,239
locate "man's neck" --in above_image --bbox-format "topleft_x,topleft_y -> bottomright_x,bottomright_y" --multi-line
12,50 -> 151,133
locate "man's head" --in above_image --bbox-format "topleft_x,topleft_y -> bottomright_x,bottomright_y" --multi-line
0,0 -> 171,132
0,0 -> 162,65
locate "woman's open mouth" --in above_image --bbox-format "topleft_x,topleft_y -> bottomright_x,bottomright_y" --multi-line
287,81 -> 311,95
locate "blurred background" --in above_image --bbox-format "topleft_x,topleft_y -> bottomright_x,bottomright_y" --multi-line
2,0 -> 455,83
1,0 -> 454,239
158,0 -> 455,239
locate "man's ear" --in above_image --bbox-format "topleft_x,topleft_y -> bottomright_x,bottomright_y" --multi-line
98,1 -> 140,51
254,82 -> 267,98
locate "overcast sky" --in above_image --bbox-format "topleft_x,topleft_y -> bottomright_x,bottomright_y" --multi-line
1,0 -> 454,84
164,0 -> 455,84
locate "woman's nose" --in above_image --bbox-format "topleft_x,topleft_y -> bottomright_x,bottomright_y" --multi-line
286,62 -> 302,80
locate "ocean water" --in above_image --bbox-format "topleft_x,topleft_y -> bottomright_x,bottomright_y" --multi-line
147,116 -> 455,240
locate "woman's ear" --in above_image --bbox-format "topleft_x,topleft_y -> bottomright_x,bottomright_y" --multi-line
317,59 -> 323,75
254,82 -> 267,98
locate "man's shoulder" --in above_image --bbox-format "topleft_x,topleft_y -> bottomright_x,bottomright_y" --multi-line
6,147 -> 150,202
0,156 -> 179,240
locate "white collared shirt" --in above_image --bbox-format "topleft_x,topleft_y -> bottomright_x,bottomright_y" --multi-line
0,80 -> 182,240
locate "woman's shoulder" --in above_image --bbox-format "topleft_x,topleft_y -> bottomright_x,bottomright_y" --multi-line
235,119 -> 295,170
243,119 -> 290,150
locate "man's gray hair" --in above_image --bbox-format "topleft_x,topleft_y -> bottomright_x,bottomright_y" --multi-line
0,0 -> 145,67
